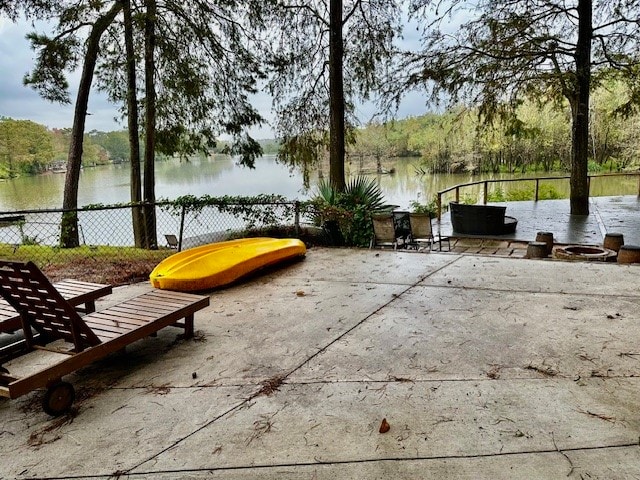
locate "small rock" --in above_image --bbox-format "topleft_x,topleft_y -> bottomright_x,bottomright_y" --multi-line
192,372 -> 197,379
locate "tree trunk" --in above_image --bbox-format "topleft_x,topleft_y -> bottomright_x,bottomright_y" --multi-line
123,0 -> 145,248
60,3 -> 122,247
570,0 -> 592,215
143,0 -> 158,249
328,0 -> 346,192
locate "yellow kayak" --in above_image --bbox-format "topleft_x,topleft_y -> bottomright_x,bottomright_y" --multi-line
150,238 -> 306,291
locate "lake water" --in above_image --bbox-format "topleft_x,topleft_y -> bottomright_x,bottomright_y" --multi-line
0,155 -> 310,211
0,154 -> 637,213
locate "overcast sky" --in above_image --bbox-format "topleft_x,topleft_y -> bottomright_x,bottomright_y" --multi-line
0,14 -> 432,139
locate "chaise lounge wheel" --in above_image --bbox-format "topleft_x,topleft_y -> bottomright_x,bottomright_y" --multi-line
42,381 -> 75,416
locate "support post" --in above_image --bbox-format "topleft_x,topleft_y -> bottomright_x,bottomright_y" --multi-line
178,205 -> 186,252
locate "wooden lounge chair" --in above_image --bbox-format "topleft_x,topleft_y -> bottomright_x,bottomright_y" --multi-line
370,213 -> 398,249
0,278 -> 112,334
408,213 -> 451,252
0,260 -> 209,415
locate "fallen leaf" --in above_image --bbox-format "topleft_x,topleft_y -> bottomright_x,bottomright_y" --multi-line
379,418 -> 390,434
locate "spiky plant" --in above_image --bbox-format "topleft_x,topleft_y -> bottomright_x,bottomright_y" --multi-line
313,177 -> 391,246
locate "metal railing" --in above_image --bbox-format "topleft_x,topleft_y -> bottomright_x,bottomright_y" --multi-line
436,172 -> 640,220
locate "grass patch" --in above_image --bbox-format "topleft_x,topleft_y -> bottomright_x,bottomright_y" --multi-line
0,225 -> 316,285
0,244 -> 172,285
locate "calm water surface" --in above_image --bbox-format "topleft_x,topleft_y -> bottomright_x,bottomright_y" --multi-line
0,155 -> 309,211
0,154 -> 637,212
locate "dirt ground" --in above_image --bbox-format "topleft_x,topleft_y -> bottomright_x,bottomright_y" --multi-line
42,258 -> 159,286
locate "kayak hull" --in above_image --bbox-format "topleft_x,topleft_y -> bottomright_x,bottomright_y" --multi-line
150,238 -> 306,291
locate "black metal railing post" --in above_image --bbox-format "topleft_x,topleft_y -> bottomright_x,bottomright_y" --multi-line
178,205 -> 186,252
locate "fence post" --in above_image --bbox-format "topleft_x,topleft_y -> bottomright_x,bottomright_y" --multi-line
178,205 -> 186,252
455,187 -> 460,203
294,201 -> 300,236
483,181 -> 488,204
535,179 -> 540,202
437,193 -> 442,221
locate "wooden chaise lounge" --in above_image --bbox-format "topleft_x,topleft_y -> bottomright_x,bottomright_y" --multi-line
0,260 -> 209,415
0,278 -> 113,333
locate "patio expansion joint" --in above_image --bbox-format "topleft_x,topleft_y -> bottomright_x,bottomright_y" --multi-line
110,372 -> 640,399
107,371 -> 640,396
590,198 -> 608,239
265,375 -> 587,387
420,282 -> 640,299
104,442 -> 640,479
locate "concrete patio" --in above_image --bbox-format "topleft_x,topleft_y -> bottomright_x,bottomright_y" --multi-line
1,244 -> 639,479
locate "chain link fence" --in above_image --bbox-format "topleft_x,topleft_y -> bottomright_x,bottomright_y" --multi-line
0,199 -> 318,273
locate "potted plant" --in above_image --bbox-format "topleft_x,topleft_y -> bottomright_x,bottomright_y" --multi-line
409,196 -> 438,218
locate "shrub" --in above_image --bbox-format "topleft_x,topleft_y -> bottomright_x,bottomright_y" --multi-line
487,184 -> 563,202
460,193 -> 478,205
487,188 -> 507,202
504,187 -> 535,201
538,184 -> 563,199
587,160 -> 602,173
313,177 -> 391,247
409,196 -> 438,218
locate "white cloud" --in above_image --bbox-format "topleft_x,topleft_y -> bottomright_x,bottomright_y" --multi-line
0,17 -> 125,131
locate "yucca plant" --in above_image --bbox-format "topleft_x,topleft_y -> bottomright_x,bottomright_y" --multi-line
313,177 -> 391,246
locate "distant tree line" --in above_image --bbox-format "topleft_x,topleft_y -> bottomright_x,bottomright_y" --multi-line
0,116 -> 282,179
0,117 -> 131,178
351,81 -> 640,175
5,78 -> 640,180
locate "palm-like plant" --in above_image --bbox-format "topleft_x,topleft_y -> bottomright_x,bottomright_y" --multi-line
341,177 -> 388,211
313,177 -> 390,246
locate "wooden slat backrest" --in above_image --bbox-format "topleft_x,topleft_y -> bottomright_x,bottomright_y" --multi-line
0,260 -> 101,351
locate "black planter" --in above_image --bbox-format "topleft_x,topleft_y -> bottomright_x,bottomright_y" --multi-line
450,202 -> 517,235
322,220 -> 344,246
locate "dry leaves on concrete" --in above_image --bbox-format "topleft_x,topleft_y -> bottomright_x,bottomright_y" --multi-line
379,418 -> 391,433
